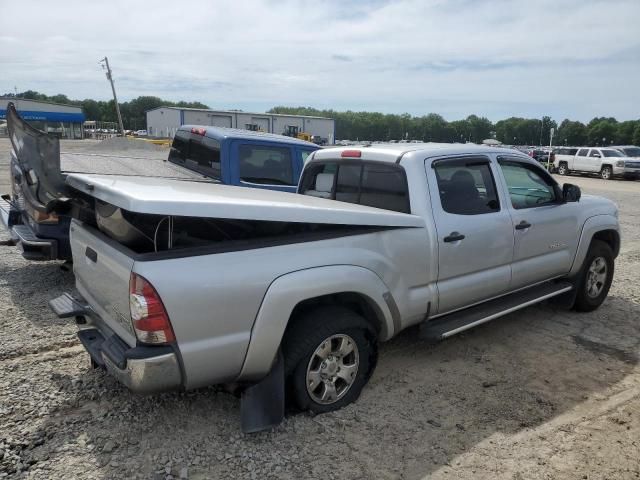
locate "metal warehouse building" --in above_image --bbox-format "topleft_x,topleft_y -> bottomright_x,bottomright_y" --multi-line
147,107 -> 335,144
0,98 -> 85,139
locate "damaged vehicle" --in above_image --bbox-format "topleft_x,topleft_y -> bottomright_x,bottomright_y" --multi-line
0,104 -> 318,261
14,106 -> 617,431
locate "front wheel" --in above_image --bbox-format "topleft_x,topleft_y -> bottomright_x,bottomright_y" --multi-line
600,166 -> 612,180
282,307 -> 377,414
573,240 -> 614,312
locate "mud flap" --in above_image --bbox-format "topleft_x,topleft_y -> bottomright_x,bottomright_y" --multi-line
240,350 -> 285,434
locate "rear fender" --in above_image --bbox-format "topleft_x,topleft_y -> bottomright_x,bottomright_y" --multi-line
238,265 -> 396,381
569,215 -> 620,277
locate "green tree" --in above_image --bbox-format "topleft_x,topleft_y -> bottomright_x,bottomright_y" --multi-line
556,119 -> 587,146
587,119 -> 618,146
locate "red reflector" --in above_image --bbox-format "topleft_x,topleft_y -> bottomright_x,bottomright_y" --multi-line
341,150 -> 362,158
190,127 -> 206,136
129,273 -> 175,344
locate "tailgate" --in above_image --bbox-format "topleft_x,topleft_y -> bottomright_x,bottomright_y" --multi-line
70,219 -> 137,347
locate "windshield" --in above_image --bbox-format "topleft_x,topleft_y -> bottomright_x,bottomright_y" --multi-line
621,147 -> 640,157
602,150 -> 623,158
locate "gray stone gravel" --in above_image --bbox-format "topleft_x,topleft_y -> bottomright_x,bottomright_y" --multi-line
0,138 -> 639,479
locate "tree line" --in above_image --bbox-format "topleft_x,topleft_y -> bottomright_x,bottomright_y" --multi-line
4,91 -> 639,146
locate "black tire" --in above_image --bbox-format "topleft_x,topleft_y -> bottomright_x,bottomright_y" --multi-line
600,165 -> 612,180
573,240 -> 614,312
557,162 -> 568,175
282,306 -> 377,414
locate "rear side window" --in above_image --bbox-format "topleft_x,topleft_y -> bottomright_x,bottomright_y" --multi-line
168,131 -> 221,180
300,162 -> 410,213
433,160 -> 500,215
239,144 -> 293,185
577,148 -> 589,156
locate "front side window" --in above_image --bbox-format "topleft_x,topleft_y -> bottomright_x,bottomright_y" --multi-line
239,144 -> 293,185
499,160 -> 557,209
433,159 -> 500,215
577,148 -> 589,156
589,149 -> 601,158
300,149 -> 315,164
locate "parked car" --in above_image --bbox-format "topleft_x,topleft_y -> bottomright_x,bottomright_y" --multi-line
0,104 -> 319,261
133,130 -> 148,137
554,146 -> 640,180
45,141 -> 618,432
528,148 -> 554,165
611,145 -> 640,159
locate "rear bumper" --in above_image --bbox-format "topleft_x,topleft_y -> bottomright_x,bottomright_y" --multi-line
12,224 -> 59,260
0,196 -> 20,243
50,293 -> 183,393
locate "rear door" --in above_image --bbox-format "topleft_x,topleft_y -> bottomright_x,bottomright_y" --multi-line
574,148 -> 590,171
426,155 -> 514,314
496,156 -> 580,289
230,140 -> 299,192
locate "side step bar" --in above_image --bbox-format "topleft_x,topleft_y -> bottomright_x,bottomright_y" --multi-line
420,281 -> 573,341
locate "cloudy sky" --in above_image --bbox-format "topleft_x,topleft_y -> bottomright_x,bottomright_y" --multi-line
1,0 -> 638,122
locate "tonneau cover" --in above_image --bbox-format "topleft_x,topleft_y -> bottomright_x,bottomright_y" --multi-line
65,173 -> 424,227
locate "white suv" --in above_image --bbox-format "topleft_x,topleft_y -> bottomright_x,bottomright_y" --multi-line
556,147 -> 640,180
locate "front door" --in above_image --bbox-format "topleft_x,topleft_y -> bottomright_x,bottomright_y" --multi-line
426,156 -> 514,314
586,148 -> 603,172
496,157 -> 581,289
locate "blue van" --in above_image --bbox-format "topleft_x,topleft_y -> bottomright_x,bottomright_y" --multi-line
168,126 -> 320,193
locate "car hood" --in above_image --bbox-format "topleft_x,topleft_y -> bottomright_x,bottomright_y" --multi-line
65,173 -> 425,228
579,194 -> 618,217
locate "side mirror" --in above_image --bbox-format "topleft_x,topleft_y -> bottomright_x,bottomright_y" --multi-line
563,183 -> 581,203
592,153 -> 601,158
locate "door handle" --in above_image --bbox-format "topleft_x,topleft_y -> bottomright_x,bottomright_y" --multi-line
443,232 -> 465,242
515,221 -> 531,230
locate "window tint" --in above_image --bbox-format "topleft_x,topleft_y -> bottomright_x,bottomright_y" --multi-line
335,165 -> 361,203
556,147 -> 578,155
239,144 -> 293,185
433,160 -> 500,215
168,131 -> 221,179
588,149 -> 601,158
577,148 -> 589,156
602,149 -> 623,157
499,161 -> 557,209
300,162 -> 410,213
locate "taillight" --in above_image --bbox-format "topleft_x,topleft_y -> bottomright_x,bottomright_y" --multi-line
129,273 -> 175,344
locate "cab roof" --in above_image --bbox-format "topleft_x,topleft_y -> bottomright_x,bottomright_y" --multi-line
311,143 -> 532,165
178,125 -> 319,148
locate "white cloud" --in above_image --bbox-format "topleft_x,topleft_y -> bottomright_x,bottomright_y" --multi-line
1,0 -> 638,121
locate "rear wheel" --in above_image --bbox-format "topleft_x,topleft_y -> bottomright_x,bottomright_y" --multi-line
557,162 -> 568,175
600,165 -> 612,180
573,240 -> 614,312
282,306 -> 377,413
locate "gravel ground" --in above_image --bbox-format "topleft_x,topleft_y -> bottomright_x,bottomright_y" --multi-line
0,138 -> 639,479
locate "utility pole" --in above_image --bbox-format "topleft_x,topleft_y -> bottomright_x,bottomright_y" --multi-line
100,57 -> 125,136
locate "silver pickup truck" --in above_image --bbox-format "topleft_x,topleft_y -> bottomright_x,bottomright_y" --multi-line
46,142 -> 619,431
